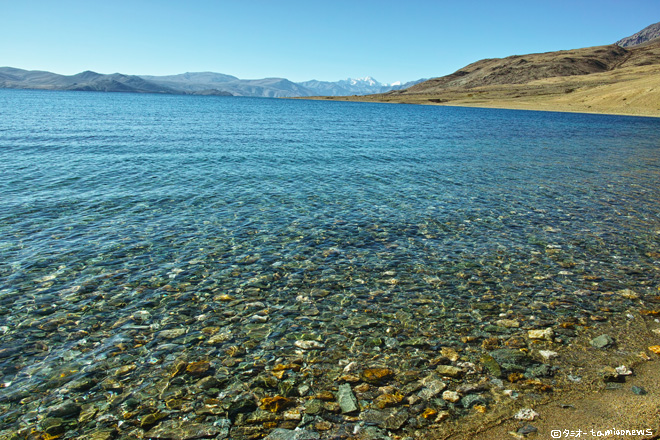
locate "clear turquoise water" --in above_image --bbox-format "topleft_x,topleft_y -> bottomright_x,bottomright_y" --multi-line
0,89 -> 659,430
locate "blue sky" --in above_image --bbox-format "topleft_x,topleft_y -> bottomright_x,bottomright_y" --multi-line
1,0 -> 659,84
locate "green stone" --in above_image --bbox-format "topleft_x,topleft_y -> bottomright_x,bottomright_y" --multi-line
480,354 -> 502,378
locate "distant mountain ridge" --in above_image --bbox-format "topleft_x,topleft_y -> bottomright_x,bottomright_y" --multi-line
616,21 -> 660,47
0,67 -> 422,98
141,72 -> 315,98
141,73 -> 424,97
0,67 -> 232,95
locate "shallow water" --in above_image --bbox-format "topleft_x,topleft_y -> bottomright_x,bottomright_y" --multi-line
0,89 -> 659,436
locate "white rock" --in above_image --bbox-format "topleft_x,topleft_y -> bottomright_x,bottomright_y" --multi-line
442,390 -> 460,403
616,289 -> 639,299
528,328 -> 554,341
514,408 -> 539,421
435,411 -> 450,422
538,350 -> 558,360
615,365 -> 633,376
283,409 -> 301,421
294,340 -> 325,350
495,319 -> 520,328
248,314 -> 268,323
503,389 -> 519,399
343,361 -> 358,373
418,380 -> 447,400
457,361 -> 475,373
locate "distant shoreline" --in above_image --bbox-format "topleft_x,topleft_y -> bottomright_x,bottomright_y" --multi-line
291,92 -> 660,119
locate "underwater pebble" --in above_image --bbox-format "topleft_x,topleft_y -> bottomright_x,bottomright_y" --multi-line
436,365 -> 463,378
538,350 -> 558,360
528,328 -> 554,341
294,340 -> 325,350
591,334 -> 615,348
336,383 -> 359,414
631,386 -> 647,395
615,365 -> 633,376
514,408 -> 539,421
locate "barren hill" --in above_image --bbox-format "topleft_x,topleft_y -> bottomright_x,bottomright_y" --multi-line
309,33 -> 660,117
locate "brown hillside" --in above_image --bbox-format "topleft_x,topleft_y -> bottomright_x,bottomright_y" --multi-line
404,44 -> 630,91
305,39 -> 660,117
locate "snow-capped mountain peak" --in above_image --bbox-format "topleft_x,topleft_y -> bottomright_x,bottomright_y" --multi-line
297,76 -> 426,97
348,76 -> 382,86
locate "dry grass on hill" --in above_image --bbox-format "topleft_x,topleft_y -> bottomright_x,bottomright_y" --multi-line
303,40 -> 660,118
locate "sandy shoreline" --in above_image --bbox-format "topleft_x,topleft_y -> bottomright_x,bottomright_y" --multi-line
416,314 -> 660,440
295,95 -> 660,119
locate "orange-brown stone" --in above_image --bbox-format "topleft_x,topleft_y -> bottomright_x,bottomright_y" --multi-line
373,393 -> 403,409
316,391 -> 335,401
272,363 -> 301,372
260,395 -> 294,413
508,372 -> 524,383
186,361 -> 211,376
422,408 -> 437,419
361,368 -> 394,384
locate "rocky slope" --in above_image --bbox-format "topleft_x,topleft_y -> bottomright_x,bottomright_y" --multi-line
616,21 -> 660,47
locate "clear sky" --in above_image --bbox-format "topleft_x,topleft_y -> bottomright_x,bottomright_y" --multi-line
1,0 -> 659,84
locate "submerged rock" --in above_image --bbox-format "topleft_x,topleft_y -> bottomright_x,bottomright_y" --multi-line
442,390 -> 460,403
228,394 -> 257,419
461,394 -> 487,409
260,395 -> 294,413
145,420 -> 220,439
418,380 -> 447,400
489,349 -> 537,373
538,350 -> 558,360
294,340 -> 325,350
336,383 -> 359,414
514,408 -> 539,421
436,365 -> 463,378
632,386 -> 647,395
528,328 -> 554,341
264,428 -> 320,440
590,335 -> 614,348
359,408 -> 409,430
361,368 -> 395,384
47,400 -> 81,419
480,354 -> 503,378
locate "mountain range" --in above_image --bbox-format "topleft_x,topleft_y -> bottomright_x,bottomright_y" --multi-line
0,66 -> 424,98
312,21 -> 660,117
3,20 -> 658,116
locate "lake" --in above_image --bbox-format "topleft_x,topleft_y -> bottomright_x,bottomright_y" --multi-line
1,89 -> 659,438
